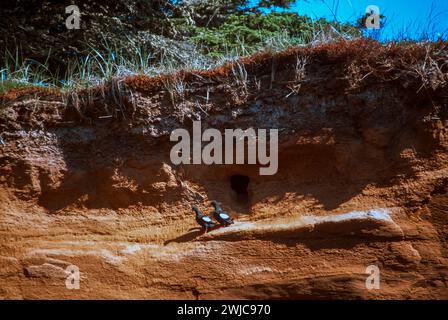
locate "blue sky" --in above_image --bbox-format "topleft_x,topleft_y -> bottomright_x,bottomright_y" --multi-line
265,0 -> 448,41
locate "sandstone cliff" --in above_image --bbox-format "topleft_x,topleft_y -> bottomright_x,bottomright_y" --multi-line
0,40 -> 447,299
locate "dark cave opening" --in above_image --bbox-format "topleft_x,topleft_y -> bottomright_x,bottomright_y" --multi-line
230,174 -> 250,196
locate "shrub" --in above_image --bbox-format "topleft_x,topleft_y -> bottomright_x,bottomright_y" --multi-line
185,13 -> 361,57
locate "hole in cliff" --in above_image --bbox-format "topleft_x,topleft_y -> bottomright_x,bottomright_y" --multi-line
229,174 -> 251,213
231,174 -> 250,196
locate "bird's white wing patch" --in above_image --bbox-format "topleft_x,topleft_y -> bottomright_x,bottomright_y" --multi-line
203,216 -> 212,222
219,213 -> 229,219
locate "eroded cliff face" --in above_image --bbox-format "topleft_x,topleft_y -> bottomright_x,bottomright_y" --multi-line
0,40 -> 447,299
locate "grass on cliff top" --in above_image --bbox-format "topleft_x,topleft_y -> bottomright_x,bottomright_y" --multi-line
1,38 -> 447,107
2,8 -> 447,96
0,13 -> 360,95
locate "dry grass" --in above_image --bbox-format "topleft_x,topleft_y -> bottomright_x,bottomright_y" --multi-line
412,45 -> 448,91
1,39 -> 447,120
286,56 -> 307,97
231,61 -> 248,94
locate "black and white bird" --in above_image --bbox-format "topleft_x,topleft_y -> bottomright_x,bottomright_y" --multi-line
210,201 -> 234,226
192,205 -> 216,233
